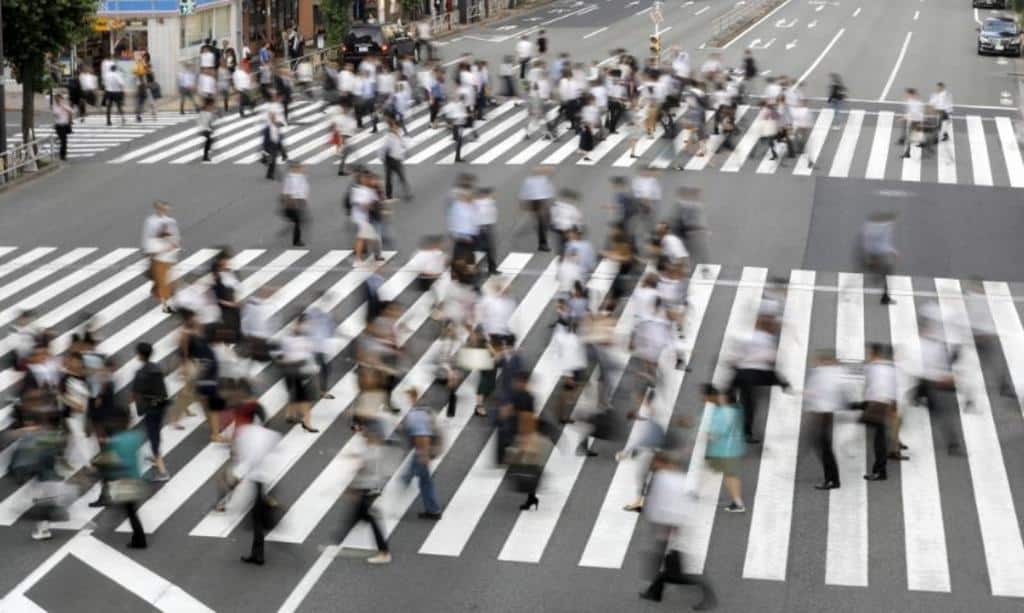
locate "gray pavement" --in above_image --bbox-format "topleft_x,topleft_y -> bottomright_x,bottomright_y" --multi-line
2,1 -> 1024,612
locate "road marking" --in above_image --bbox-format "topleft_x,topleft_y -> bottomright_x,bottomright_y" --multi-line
878,32 -> 913,101
440,110 -> 527,164
612,126 -> 664,166
827,273 -> 868,587
721,114 -> 763,172
887,276 -> 951,592
807,19 -> 817,28
695,5 -> 709,14
966,115 -> 993,186
995,116 -> 1024,187
829,109 -> 864,177
816,3 -> 823,10
985,282 -> 1024,414
913,10 -> 919,20
584,26 -> 608,38
974,8 -> 982,25
865,111 -> 894,179
936,278 -> 1024,598
578,265 -> 719,568
795,29 -> 844,87
794,108 -> 834,175
852,7 -> 861,16
742,270 -> 815,581
681,267 -> 766,572
722,0 -> 792,49
937,118 -> 957,184
901,136 -> 921,182
786,39 -> 798,50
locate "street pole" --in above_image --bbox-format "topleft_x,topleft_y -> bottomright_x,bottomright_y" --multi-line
0,0 -> 7,161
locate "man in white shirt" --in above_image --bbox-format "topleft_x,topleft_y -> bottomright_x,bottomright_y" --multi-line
730,318 -> 790,443
804,351 -> 847,490
474,186 -> 499,275
901,87 -> 924,158
381,117 -> 411,201
334,103 -> 358,176
516,35 -> 534,80
241,287 -> 278,365
859,212 -> 897,305
518,166 -> 555,251
863,343 -> 900,481
550,189 -> 582,257
262,96 -> 288,179
448,183 -> 479,267
141,200 -> 181,312
917,314 -> 964,456
233,65 -> 254,117
104,64 -> 126,126
197,68 -> 218,106
281,163 -> 309,246
929,82 -> 953,142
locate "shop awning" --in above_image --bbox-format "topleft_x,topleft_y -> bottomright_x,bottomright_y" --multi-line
98,0 -> 233,15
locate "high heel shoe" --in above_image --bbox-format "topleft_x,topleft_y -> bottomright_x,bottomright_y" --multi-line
301,423 -> 319,433
520,495 -> 539,511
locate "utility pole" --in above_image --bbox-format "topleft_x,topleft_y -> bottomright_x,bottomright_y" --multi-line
0,0 -> 7,160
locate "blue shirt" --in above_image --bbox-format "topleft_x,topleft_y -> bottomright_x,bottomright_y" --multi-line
448,199 -> 478,239
406,406 -> 435,438
705,403 -> 744,459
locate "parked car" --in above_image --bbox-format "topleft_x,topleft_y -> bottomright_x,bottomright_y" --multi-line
977,16 -> 1022,56
973,0 -> 1008,8
340,23 -> 417,69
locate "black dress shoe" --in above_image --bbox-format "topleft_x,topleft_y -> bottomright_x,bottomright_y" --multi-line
888,452 -> 910,461
417,511 -> 442,520
814,480 -> 840,490
241,556 -> 265,565
745,436 -> 761,444
127,541 -> 147,549
639,591 -> 662,602
88,500 -> 106,508
863,472 -> 887,481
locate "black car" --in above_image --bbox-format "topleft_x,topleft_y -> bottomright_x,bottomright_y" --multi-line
340,24 -> 417,69
977,16 -> 1022,55
973,0 -> 1008,8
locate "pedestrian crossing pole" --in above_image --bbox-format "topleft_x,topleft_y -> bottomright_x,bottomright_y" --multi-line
0,0 -> 7,161
649,1 -> 664,61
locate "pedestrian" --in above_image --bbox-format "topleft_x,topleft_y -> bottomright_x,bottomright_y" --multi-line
917,305 -> 964,456
236,413 -> 281,566
729,312 -> 790,444
804,350 -> 847,490
332,103 -> 358,176
827,73 -> 845,111
339,413 -> 391,564
131,342 -> 170,481
212,248 -> 242,343
51,94 -> 73,161
474,186 -> 498,275
262,100 -> 287,180
518,166 -> 555,252
304,297 -> 336,400
447,182 -> 479,269
281,162 -> 309,247
198,99 -> 216,162
178,64 -> 199,114
516,35 -> 534,81
168,309 -> 203,429
862,343 -> 899,481
279,316 -> 320,433
507,370 -> 549,511
381,117 -> 411,200
442,92 -> 469,162
900,88 -> 924,159
133,52 -> 157,122
929,82 -> 953,142
98,410 -> 148,549
141,200 -> 181,313
233,63 -> 254,117
403,388 -> 443,519
104,64 -> 126,126
857,212 -> 898,305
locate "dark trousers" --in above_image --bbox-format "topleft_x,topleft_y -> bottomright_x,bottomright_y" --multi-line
143,406 -> 165,457
315,352 -> 329,395
284,205 -> 305,245
124,502 -> 146,547
919,380 -> 962,453
180,89 -> 198,114
452,124 -> 464,161
338,490 -> 388,551
105,92 -> 124,125
864,406 -> 888,476
643,549 -> 715,605
135,87 -> 149,120
338,143 -> 350,175
55,124 -> 70,160
526,199 -> 550,250
607,99 -> 624,133
502,75 -> 516,98
477,225 -> 497,274
248,483 -> 271,562
384,155 -> 410,199
814,413 -> 839,484
265,141 -> 287,179
238,91 -> 253,117
452,238 -> 475,268
201,129 -> 214,161
730,367 -> 785,438
429,99 -> 442,125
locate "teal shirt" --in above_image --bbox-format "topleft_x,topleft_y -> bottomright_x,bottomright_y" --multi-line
106,430 -> 144,479
705,403 -> 745,459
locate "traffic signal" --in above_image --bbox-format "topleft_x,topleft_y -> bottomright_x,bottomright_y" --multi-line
650,34 -> 661,57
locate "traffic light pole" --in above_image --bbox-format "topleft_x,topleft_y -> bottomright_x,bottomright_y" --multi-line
0,0 -> 7,161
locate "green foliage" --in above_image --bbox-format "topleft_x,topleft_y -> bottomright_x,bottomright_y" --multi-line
3,0 -> 99,91
321,0 -> 352,46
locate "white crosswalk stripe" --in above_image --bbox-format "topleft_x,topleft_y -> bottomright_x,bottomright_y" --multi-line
0,245 -> 1023,603
14,113 -> 194,160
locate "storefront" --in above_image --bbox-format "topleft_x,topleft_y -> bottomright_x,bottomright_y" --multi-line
94,0 -> 241,93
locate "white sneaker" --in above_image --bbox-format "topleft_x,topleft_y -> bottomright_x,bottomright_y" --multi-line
366,552 -> 392,565
31,528 -> 53,541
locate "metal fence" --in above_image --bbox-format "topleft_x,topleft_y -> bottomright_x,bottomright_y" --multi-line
0,135 -> 59,185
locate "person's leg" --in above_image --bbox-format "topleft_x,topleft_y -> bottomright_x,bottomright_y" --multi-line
822,416 -> 839,484
125,503 -> 147,548
871,421 -> 888,476
385,156 -> 395,199
244,483 -> 267,563
106,96 -> 113,125
413,460 -> 441,514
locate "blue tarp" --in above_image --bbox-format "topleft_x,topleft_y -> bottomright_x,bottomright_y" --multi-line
98,0 -> 226,14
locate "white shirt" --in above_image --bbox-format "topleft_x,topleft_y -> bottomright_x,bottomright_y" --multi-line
350,184 -> 377,226
141,214 -> 180,254
790,105 -> 813,129
905,97 -> 924,122
864,360 -> 898,404
804,364 -> 848,413
476,293 -> 516,336
381,131 -> 406,160
105,71 -> 125,93
632,175 -> 662,204
282,172 -> 309,200
634,286 -> 660,323
80,73 -> 98,92
735,329 -> 778,371
475,197 -> 497,226
198,73 -> 217,97
554,324 -> 587,374
919,336 -> 953,382
334,112 -> 358,137
448,198 -> 478,238
550,200 -> 582,232
233,69 -> 252,91
241,298 -> 276,339
929,89 -> 953,113
338,69 -> 356,94
660,233 -> 688,261
200,50 -> 215,69
178,70 -> 196,89
420,248 -> 447,277
519,174 -> 555,202
516,39 -> 534,61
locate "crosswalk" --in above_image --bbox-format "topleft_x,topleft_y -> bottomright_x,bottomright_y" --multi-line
11,113 -> 194,159
93,99 -> 1024,188
0,245 -> 1023,599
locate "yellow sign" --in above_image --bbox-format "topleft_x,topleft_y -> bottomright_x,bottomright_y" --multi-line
93,17 -> 126,32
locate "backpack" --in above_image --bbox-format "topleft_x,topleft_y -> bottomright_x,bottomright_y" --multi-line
134,363 -> 168,414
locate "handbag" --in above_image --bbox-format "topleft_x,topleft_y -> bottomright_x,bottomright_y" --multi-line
457,346 -> 493,371
860,401 -> 889,425
150,81 -> 163,100
107,478 -> 147,504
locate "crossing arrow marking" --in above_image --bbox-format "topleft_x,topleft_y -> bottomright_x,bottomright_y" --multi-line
816,4 -> 824,11
775,18 -> 798,27
749,37 -> 775,49
786,39 -> 798,49
807,19 -> 818,27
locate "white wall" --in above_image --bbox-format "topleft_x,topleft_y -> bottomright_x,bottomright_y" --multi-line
147,15 -> 181,95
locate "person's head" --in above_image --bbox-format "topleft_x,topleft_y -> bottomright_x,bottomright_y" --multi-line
405,387 -> 420,406
154,200 -> 169,216
936,82 -> 945,91
868,342 -> 892,361
135,341 -> 153,362
290,161 -> 305,174
213,247 -> 232,271
905,87 -> 917,98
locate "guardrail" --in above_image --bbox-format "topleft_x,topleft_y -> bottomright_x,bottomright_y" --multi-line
712,3 -> 752,36
0,135 -> 59,184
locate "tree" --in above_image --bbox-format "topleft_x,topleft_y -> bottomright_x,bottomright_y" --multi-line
321,0 -> 352,46
2,0 -> 98,146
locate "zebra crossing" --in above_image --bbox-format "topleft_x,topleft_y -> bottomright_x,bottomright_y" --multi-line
11,113 -> 194,159
95,99 -> 1024,188
0,245 -> 1023,599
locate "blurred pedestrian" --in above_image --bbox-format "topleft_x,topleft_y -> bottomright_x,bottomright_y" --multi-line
131,342 -> 170,482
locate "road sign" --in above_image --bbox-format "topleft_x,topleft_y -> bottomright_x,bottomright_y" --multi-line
179,0 -> 196,16
651,1 -> 664,24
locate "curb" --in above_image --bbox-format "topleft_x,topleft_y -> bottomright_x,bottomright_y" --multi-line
0,160 -> 62,195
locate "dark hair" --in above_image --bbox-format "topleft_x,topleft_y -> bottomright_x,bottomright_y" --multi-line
136,342 -> 153,361
702,383 -> 719,396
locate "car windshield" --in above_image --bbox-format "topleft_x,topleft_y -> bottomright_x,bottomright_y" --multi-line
983,19 -> 1019,36
347,27 -> 383,45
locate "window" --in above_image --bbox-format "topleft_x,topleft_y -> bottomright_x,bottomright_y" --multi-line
180,7 -> 229,48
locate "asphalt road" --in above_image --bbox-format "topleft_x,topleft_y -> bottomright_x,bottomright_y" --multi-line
2,1 -> 1024,612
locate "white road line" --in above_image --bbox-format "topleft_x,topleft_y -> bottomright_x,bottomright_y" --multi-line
795,28 -> 845,88
722,0 -> 792,49
887,276 -> 950,592
827,273 -> 868,587
937,118 -> 957,184
828,109 -> 863,177
109,109 -> 261,162
177,103 -> 322,164
578,264 -> 719,568
852,7 -> 861,17
935,279 -> 1024,597
408,101 -> 517,164
0,248 -> 96,306
418,260 -> 563,557
794,108 -> 834,175
270,253 -> 535,545
878,32 -> 912,101
0,247 -> 57,283
0,247 -> 17,262
277,543 -> 340,613
901,135 -> 921,182
584,26 -> 608,39
135,105 -> 289,164
440,110 -> 527,164
721,116 -> 763,172
346,259 -> 588,553
742,269 -> 815,581
474,107 -> 556,165
994,116 -> 1024,187
577,131 -> 628,165
540,133 -> 582,165
686,105 -> 749,171
984,282 -> 1024,413
755,143 -> 782,174
913,10 -> 919,20
966,115 -> 993,186
681,267 -> 766,573
865,111 -> 894,179
611,127 -> 664,166
496,261 -> 621,563
695,5 -> 709,14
